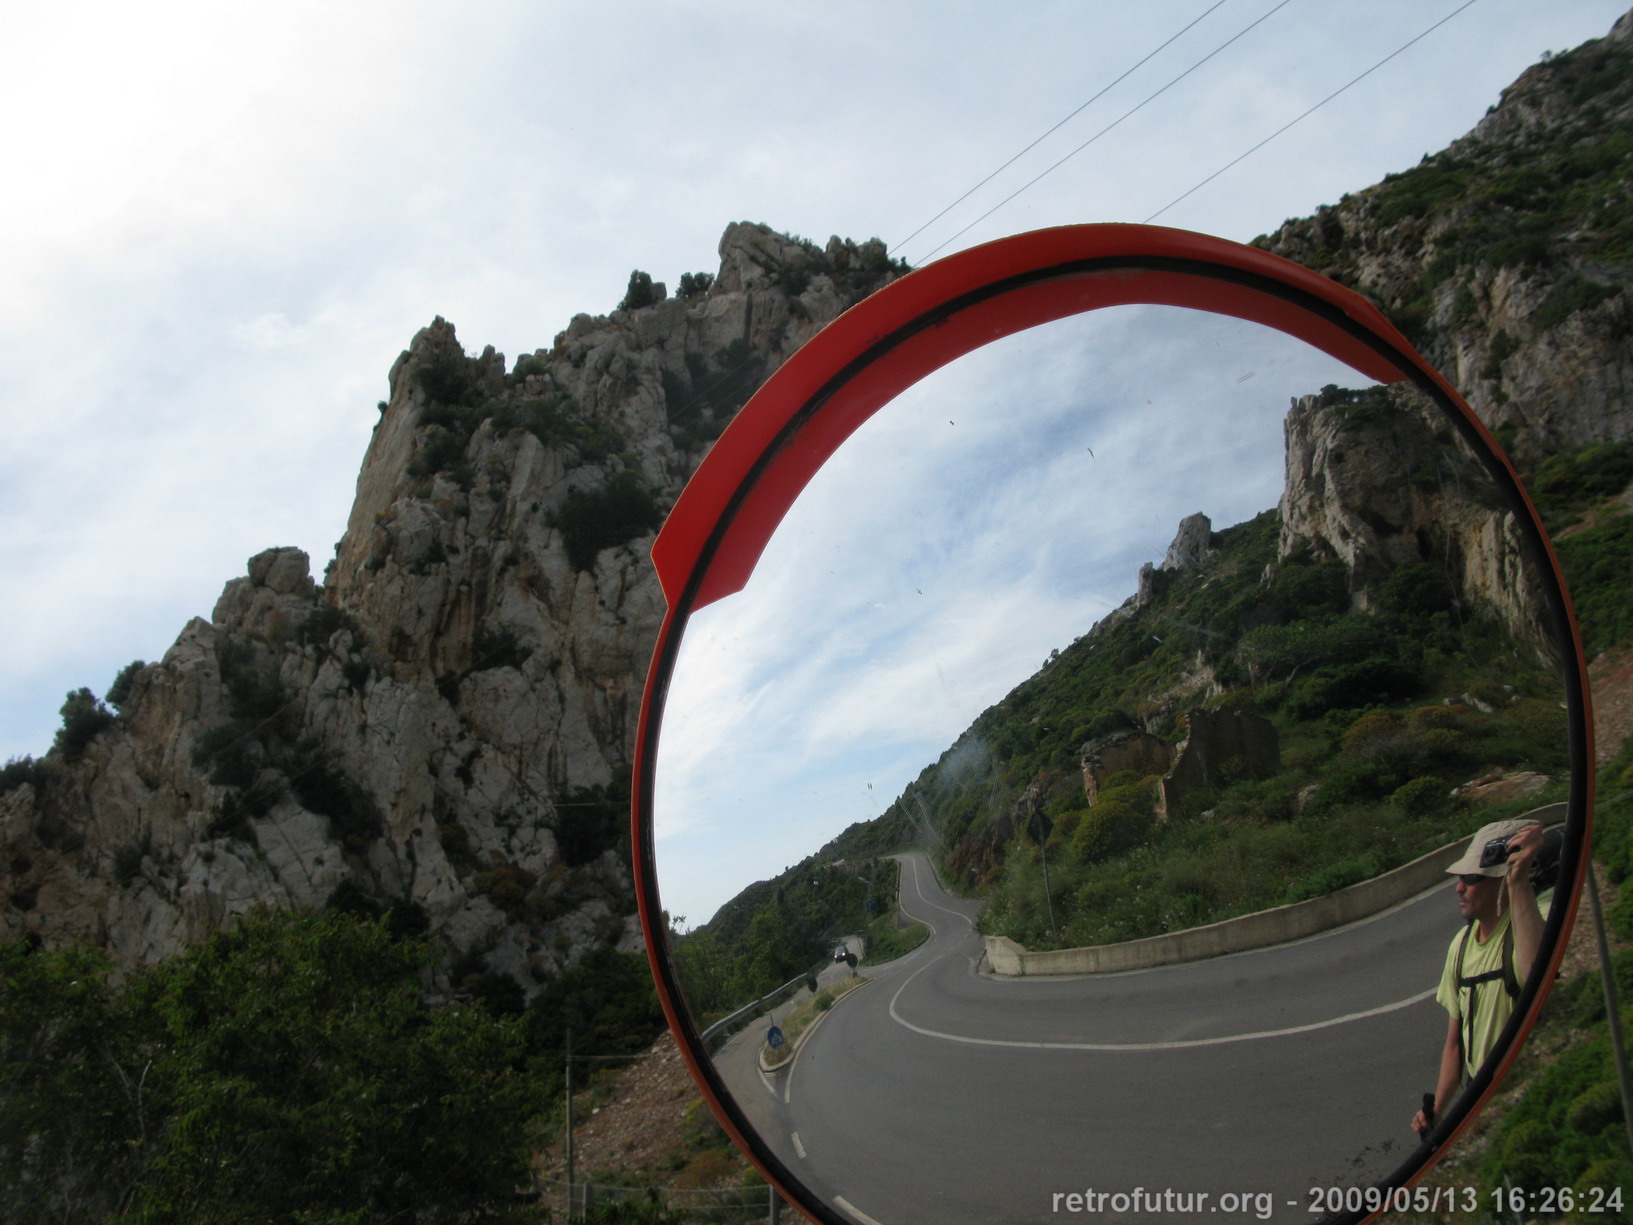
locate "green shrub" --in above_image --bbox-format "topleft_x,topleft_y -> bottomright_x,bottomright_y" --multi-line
1564,1079 -> 1623,1135
552,470 -> 663,572
1069,800 -> 1147,863
408,424 -> 472,487
676,271 -> 714,300
289,750 -> 381,850
1532,441 -> 1633,518
193,723 -> 261,789
52,688 -> 113,760
216,639 -> 288,723
1306,758 -> 1390,815
1557,511 -> 1633,656
1377,562 -> 1455,617
1284,655 -> 1418,721
471,624 -> 531,671
0,756 -> 42,796
296,606 -> 360,650
1270,559 -> 1349,618
1391,776 -> 1451,816
414,349 -> 477,406
1534,276 -> 1621,331
105,659 -> 146,710
619,269 -> 661,311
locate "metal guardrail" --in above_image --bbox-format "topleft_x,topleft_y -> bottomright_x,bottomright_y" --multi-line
698,970 -> 811,1053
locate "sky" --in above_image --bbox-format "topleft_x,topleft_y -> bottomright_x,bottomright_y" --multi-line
3,0 -> 1626,916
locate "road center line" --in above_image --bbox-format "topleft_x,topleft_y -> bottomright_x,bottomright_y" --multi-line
792,1131 -> 805,1159
898,853 -> 971,929
888,956 -> 1436,1050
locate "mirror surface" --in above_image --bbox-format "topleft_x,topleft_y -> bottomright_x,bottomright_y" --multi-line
649,304 -> 1576,1225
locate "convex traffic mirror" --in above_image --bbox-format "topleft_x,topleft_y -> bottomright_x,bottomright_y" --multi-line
632,225 -> 1590,1225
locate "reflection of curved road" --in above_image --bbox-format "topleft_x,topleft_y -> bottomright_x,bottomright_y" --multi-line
719,850 -> 1455,1225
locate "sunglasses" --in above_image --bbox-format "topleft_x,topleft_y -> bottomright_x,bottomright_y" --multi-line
1458,873 -> 1496,886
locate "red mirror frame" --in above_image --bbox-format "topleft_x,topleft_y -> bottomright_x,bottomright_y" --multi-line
631,223 -> 1592,1223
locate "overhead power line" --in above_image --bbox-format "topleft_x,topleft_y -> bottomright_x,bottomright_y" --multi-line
905,0 -> 1297,265
1144,0 -> 1483,222
893,0 -> 1230,253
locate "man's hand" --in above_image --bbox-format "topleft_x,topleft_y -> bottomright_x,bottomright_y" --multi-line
1504,823 -> 1544,883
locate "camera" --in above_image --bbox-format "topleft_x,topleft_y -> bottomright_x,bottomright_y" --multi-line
1478,835 -> 1514,869
1478,827 -> 1564,890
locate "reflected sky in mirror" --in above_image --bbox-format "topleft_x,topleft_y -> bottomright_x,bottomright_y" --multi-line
655,306 -> 1376,929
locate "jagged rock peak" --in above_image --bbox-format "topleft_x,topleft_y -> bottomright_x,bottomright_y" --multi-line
1162,513 -> 1215,571
0,223 -> 906,998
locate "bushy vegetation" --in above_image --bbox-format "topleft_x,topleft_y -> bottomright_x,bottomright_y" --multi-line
1527,441 -> 1633,530
52,688 -> 114,761
619,270 -> 663,312
555,777 -> 632,867
105,660 -> 146,711
191,637 -> 383,847
672,857 -> 894,1024
1556,512 -> 1633,657
0,910 -> 543,1225
551,470 -> 663,572
408,348 -> 627,495
0,755 -> 43,797
675,271 -> 714,301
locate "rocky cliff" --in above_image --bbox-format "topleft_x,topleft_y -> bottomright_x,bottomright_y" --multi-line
0,224 -> 903,994
1259,9 -> 1633,468
1277,384 -> 1554,660
5,7 -> 1631,990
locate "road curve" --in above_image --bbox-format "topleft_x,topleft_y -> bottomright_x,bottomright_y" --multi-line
715,849 -> 1458,1225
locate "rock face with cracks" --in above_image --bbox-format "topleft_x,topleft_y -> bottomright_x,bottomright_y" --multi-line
0,224 -> 904,996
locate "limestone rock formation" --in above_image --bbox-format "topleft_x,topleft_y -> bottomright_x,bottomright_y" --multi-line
0,224 -> 903,994
1277,384 -> 1553,659
1259,11 -> 1633,469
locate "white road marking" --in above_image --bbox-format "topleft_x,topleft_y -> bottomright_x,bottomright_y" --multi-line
836,1194 -> 888,1225
757,1063 -> 777,1097
897,853 -> 972,930
887,962 -> 1436,1050
792,1131 -> 806,1159
890,851 -> 1439,1048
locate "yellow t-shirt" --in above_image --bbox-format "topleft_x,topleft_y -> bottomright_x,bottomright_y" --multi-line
1434,888 -> 1554,1078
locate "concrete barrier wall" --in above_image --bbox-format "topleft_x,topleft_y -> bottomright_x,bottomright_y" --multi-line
986,837 -> 1466,977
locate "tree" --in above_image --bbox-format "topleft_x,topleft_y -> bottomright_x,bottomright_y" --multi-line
0,941 -> 147,1223
52,687 -> 114,759
106,659 -> 147,711
619,270 -> 663,311
676,271 -> 714,301
1,911 -> 542,1224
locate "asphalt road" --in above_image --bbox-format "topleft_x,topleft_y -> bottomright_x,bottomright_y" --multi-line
712,850 -> 1463,1225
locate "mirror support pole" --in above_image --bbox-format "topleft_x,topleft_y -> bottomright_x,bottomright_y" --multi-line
564,1026 -> 575,1222
1586,866 -> 1633,1159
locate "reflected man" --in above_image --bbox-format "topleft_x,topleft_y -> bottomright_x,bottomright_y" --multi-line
1411,818 -> 1550,1137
